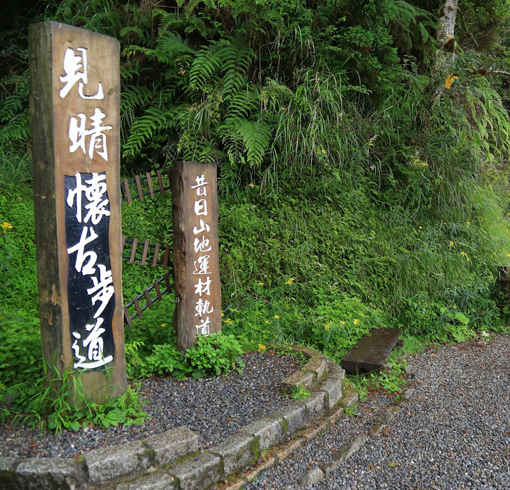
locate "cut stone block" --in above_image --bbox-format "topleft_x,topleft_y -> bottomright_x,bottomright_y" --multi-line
145,427 -> 199,466
210,432 -> 258,476
303,392 -> 326,420
341,328 -> 402,373
299,468 -> 324,487
276,402 -> 308,435
331,435 -> 368,462
374,410 -> 396,425
340,388 -> 359,409
239,415 -> 286,451
319,378 -> 344,410
0,457 -> 19,490
326,362 -> 345,381
321,461 -> 339,475
116,471 -> 178,490
15,458 -> 85,490
302,357 -> 328,380
368,423 -> 385,436
168,452 -> 222,490
85,440 -> 152,483
291,346 -> 326,359
281,371 -> 314,394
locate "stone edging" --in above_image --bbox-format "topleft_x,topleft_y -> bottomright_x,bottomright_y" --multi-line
293,380 -> 419,488
0,347 -> 348,490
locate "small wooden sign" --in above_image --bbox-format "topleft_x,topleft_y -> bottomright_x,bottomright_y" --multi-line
172,161 -> 222,350
29,22 -> 126,400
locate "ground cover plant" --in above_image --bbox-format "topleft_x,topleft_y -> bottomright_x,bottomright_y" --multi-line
2,0 -> 510,430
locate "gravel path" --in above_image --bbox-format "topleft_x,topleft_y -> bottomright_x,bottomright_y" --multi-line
245,335 -> 510,490
0,351 -> 300,459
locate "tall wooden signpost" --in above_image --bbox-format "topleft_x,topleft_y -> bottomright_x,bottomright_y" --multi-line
172,161 -> 222,351
29,22 -> 126,401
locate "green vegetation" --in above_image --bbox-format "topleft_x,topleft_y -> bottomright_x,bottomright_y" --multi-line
291,384 -> 311,400
2,0 -> 510,430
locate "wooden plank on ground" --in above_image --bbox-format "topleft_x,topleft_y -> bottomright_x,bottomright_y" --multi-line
341,328 -> 402,374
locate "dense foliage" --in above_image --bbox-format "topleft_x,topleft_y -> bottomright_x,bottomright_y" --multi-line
2,0 -> 510,426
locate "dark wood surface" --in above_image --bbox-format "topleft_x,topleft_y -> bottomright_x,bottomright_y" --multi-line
29,21 -> 126,401
341,328 -> 402,373
172,161 -> 222,351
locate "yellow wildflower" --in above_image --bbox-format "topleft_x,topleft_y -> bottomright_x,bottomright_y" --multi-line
258,344 -> 267,352
353,319 -> 360,326
258,282 -> 264,286
265,320 -> 269,324
1,222 -> 12,230
466,221 -> 470,226
449,241 -> 454,248
340,321 -> 346,326
444,73 -> 458,89
460,251 -> 470,262
285,278 -> 295,285
224,318 -> 233,325
324,321 -> 332,332
249,183 -> 255,188
274,315 -> 279,319
160,323 -> 166,327
506,254 -> 510,258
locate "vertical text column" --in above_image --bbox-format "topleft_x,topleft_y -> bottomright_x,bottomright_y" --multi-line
172,161 -> 222,351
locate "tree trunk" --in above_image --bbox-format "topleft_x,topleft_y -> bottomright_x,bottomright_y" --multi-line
431,0 -> 459,101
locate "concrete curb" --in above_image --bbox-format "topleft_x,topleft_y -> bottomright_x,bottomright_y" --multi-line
0,347 -> 346,490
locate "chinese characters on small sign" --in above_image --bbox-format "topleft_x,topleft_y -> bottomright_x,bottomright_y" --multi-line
191,174 -> 214,336
172,161 -> 221,350
60,47 -> 115,370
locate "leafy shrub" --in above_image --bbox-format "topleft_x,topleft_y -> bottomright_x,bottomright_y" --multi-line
310,297 -> 389,361
185,333 -> 245,378
139,343 -> 191,379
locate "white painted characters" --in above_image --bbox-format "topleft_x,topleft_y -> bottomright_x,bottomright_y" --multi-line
60,47 -> 104,99
192,174 -> 213,336
59,47 -> 112,161
66,172 -> 114,370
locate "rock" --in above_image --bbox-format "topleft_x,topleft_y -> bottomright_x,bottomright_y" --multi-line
321,461 -> 339,475
331,435 -> 368,461
299,468 -> 324,486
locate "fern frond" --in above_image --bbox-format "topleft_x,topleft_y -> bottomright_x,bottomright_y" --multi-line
189,44 -> 223,91
222,118 -> 271,169
225,88 -> 260,120
218,43 -> 255,100
123,105 -> 178,159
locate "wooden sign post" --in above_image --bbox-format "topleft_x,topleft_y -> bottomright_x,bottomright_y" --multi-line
172,161 -> 222,351
29,22 -> 126,401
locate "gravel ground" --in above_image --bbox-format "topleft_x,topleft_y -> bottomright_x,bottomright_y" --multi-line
245,335 -> 510,490
0,351 -> 300,459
